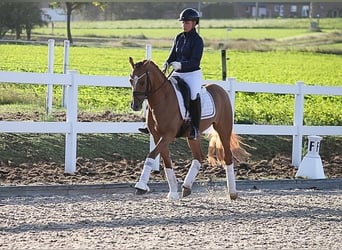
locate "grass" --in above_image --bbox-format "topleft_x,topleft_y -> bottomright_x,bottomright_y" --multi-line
0,18 -> 341,165
1,132 -> 341,167
39,18 -> 342,30
34,27 -> 311,40
17,18 -> 341,52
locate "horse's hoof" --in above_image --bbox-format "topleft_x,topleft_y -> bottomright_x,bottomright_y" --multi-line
134,182 -> 150,193
135,188 -> 148,195
167,192 -> 180,201
230,192 -> 238,200
182,186 -> 192,198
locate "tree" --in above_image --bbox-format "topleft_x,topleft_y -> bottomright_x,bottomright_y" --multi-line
0,3 -> 11,38
24,3 -> 47,40
50,2 -> 105,44
0,2 -> 45,40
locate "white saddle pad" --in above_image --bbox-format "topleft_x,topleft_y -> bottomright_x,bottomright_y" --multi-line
169,77 -> 216,120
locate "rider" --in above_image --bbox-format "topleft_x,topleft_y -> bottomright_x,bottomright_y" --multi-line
139,8 -> 204,140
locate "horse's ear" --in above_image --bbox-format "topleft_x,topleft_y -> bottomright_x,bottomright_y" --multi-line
129,57 -> 134,68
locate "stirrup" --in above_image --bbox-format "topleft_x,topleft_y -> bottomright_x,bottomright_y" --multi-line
189,127 -> 199,140
138,127 -> 149,134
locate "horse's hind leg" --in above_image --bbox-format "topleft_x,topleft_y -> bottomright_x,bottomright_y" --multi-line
225,163 -> 238,200
215,126 -> 238,200
182,139 -> 203,198
157,145 -> 179,200
163,162 -> 179,200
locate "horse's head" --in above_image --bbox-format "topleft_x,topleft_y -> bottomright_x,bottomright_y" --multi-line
129,57 -> 166,111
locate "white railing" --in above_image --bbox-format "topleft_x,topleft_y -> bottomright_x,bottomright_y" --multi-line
0,70 -> 341,173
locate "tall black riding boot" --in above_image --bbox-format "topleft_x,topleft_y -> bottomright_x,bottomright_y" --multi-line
189,95 -> 201,140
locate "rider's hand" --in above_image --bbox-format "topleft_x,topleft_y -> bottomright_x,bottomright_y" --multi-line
170,61 -> 182,71
161,62 -> 169,73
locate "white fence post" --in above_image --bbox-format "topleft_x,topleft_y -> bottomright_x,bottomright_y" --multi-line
228,77 -> 236,123
64,70 -> 78,173
46,39 -> 54,115
62,40 -> 70,108
143,44 -> 152,115
144,44 -> 160,171
145,44 -> 152,60
292,81 -> 305,167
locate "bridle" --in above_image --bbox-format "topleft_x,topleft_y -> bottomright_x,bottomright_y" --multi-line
130,68 -> 168,100
130,71 -> 151,99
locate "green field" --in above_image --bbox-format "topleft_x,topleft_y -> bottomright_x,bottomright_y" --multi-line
35,27 -> 312,40
1,45 -> 341,126
29,18 -> 342,50
0,18 -> 341,165
0,18 -> 341,126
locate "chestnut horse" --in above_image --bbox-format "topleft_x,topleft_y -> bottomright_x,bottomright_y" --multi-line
129,57 -> 247,200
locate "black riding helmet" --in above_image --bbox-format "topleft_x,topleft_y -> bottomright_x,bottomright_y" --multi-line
178,8 -> 200,25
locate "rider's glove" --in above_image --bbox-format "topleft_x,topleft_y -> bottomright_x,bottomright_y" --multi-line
161,62 -> 169,72
170,61 -> 182,71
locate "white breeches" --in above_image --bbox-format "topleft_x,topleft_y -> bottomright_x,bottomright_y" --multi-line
172,70 -> 203,100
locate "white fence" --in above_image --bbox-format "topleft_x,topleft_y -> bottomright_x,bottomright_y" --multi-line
0,70 -> 341,173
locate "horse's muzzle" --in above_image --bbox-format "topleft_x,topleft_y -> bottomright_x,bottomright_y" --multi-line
131,100 -> 142,111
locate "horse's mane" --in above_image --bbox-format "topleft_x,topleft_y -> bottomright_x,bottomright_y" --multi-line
134,60 -> 147,68
134,60 -> 157,70
134,59 -> 167,80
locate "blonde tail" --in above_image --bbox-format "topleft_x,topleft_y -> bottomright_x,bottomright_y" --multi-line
207,130 -> 249,166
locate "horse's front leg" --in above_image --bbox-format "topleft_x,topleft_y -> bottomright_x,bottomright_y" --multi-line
160,149 -> 179,200
135,136 -> 178,199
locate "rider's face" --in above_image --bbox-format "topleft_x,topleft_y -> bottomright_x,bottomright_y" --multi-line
182,20 -> 196,32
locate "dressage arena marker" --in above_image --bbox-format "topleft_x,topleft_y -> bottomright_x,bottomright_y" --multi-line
296,135 -> 325,179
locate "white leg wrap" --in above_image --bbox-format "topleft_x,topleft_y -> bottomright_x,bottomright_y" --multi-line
151,155 -> 160,171
225,163 -> 237,193
183,159 -> 201,189
149,136 -> 159,171
165,168 -> 179,200
134,157 -> 155,191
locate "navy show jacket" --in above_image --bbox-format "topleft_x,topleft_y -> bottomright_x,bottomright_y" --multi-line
166,28 -> 204,73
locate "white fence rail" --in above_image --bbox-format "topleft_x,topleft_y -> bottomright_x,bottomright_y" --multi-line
0,70 -> 341,173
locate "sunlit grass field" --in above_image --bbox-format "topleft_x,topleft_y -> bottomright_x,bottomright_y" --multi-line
35,27 -> 313,40
37,18 -> 342,29
1,18 -> 341,126
32,18 -> 342,46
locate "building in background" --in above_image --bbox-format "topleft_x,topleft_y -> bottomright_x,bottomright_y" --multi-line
40,2 -> 342,21
41,7 -> 66,22
232,2 -> 341,18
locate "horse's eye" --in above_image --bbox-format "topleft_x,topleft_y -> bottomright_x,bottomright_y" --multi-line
139,79 -> 146,86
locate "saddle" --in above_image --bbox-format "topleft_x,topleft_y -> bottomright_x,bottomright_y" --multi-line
170,76 -> 216,137
172,76 -> 191,116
